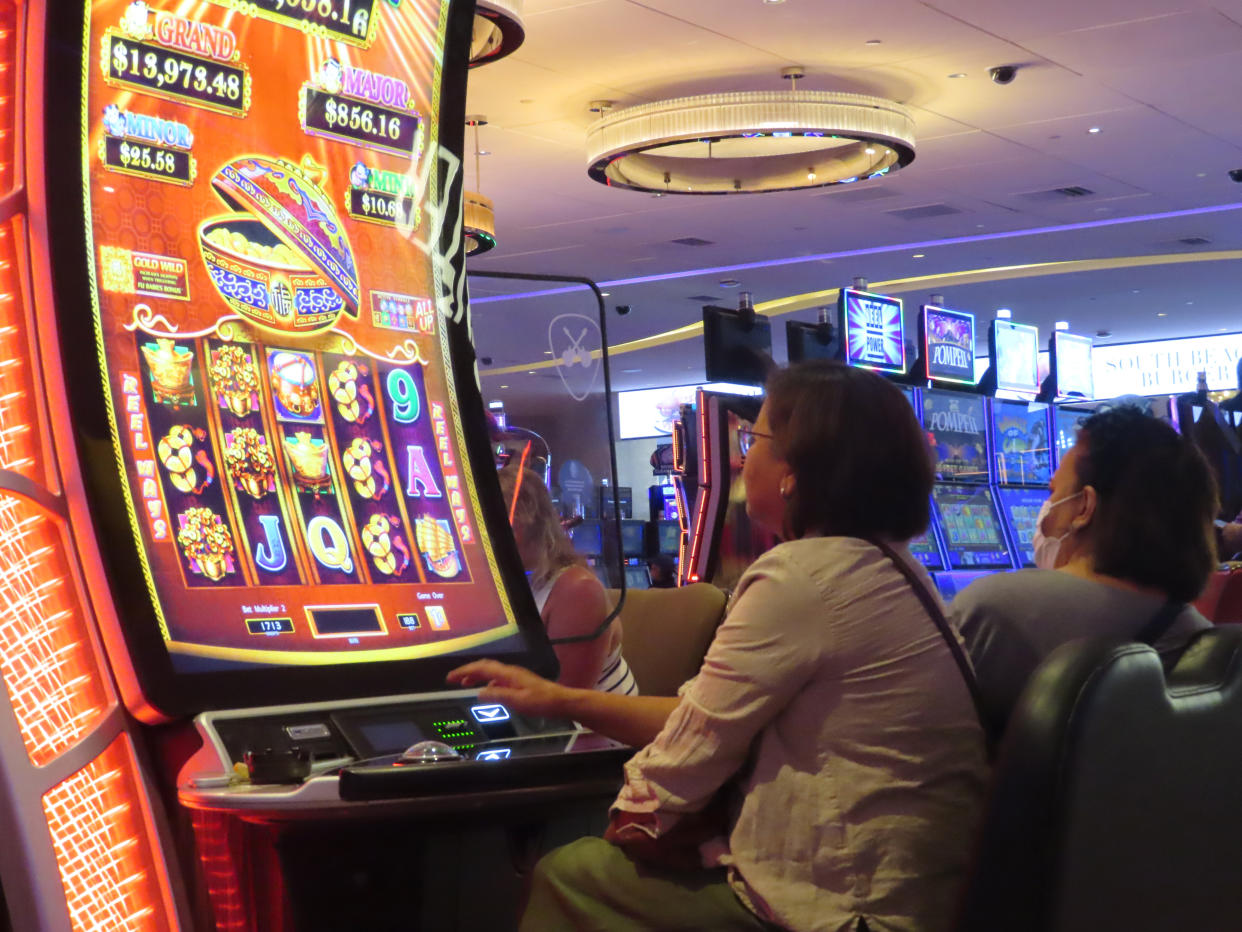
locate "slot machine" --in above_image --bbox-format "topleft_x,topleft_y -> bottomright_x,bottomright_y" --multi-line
989,400 -> 1053,567
3,1 -> 626,929
683,389 -> 778,591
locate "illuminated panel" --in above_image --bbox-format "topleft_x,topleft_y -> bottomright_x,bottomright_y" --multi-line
42,736 -> 171,932
0,218 -> 110,765
0,218 -> 38,483
0,4 -> 15,193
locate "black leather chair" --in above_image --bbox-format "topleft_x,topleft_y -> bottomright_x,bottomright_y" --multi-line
956,626 -> 1242,932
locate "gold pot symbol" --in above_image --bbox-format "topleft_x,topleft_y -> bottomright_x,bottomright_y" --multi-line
225,390 -> 253,418
142,339 -> 195,405
284,432 -> 330,492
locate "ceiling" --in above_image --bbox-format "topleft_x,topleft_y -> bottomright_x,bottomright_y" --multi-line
462,0 -> 1242,403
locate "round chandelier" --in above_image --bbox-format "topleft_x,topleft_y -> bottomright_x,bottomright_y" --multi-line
471,0 -> 525,67
464,116 -> 496,256
464,192 -> 497,255
586,88 -> 915,195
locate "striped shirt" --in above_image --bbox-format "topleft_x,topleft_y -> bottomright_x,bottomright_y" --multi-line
534,568 -> 639,696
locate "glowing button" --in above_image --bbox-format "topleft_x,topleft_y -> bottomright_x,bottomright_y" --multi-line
477,748 -> 512,761
470,704 -> 510,723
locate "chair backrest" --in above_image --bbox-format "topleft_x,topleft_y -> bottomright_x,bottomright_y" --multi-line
609,584 -> 727,696
957,626 -> 1242,932
1196,565 -> 1242,624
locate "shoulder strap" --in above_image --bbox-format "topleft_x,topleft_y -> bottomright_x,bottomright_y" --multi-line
872,539 -> 998,759
1134,599 -> 1185,647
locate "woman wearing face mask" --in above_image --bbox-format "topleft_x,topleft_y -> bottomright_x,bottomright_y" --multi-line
450,361 -> 988,932
951,406 -> 1219,739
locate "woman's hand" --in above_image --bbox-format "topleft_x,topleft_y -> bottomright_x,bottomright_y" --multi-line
446,660 -> 573,719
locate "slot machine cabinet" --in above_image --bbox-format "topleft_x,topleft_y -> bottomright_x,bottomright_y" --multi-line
684,390 -> 778,591
7,1 -> 628,929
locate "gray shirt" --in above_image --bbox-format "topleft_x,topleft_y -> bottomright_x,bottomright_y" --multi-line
950,569 -> 1212,737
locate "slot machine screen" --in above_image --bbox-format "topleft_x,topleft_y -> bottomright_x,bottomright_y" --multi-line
657,520 -> 681,554
991,400 -> 1052,486
907,517 -> 944,571
68,0 -> 554,716
703,307 -> 772,387
624,565 -> 651,590
569,521 -> 604,557
922,390 -> 989,483
1056,408 -> 1089,462
995,487 -> 1049,567
839,289 -> 905,375
921,306 -> 976,386
931,484 -> 1014,569
619,520 -> 645,556
990,320 -> 1041,396
1051,331 -> 1094,399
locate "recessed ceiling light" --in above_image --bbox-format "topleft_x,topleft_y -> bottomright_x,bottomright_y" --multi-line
1221,328 -> 1229,332
527,370 -> 535,374
762,0 -> 785,4
1186,301 -> 1194,305
500,384 -> 509,388
476,150 -> 492,156
1055,321 -> 1070,331
865,38 -> 882,45
947,73 -> 967,79
996,308 -> 1012,319
1087,126 -> 1102,134
600,291 -> 611,296
543,350 -> 553,355
912,253 -> 925,258
1157,312 -> 1167,317
1132,289 -> 1141,294
621,368 -> 643,373
1197,172 -> 1208,178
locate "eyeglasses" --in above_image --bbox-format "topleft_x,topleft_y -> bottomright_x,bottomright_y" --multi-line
737,427 -> 773,456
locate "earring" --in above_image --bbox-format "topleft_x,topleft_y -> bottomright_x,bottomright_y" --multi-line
780,479 -> 794,500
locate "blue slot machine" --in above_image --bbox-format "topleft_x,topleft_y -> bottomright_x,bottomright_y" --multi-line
923,388 -> 1016,598
990,399 -> 1053,567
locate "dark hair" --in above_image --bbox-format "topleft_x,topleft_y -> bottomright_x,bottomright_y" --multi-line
1075,407 -> 1219,602
765,360 -> 933,541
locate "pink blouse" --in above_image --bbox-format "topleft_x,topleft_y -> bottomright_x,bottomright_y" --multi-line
612,537 -> 988,932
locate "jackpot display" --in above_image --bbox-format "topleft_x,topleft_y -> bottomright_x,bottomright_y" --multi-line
1052,331 -> 1094,399
81,0 -> 528,678
840,288 -> 905,374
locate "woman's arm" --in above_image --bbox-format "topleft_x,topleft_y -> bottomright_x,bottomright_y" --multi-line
446,659 -> 678,747
540,567 -> 612,689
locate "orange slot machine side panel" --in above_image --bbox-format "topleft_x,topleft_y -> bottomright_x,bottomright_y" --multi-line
0,0 -> 184,929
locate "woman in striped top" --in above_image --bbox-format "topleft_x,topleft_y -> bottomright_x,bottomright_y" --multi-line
498,466 -> 638,696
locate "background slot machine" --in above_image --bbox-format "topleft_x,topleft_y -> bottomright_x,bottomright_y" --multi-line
7,0 -> 626,929
684,389 -> 779,590
924,388 -> 1016,599
990,400 -> 1053,567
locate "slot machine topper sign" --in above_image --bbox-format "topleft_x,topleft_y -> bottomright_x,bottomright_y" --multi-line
85,0 -> 516,670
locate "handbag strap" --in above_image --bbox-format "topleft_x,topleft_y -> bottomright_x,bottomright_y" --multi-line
1133,599 -> 1185,648
872,539 -> 998,758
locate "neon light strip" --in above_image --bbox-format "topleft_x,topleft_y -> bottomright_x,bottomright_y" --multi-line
471,202 -> 1242,304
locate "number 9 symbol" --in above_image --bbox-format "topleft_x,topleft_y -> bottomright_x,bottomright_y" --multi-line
387,368 -> 421,424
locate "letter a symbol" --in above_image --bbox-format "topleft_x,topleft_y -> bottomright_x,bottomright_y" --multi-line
405,445 -> 443,498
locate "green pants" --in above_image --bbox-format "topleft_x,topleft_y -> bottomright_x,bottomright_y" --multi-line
519,836 -> 776,932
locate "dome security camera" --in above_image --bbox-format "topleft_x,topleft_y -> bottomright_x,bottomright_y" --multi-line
479,355 -> 493,366
615,304 -> 632,316
1229,169 -> 1242,183
988,65 -> 1018,85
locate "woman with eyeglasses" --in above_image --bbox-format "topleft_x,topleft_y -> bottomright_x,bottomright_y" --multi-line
451,361 -> 988,932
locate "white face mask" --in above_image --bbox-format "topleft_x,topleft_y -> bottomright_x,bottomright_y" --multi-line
1032,490 -> 1085,570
